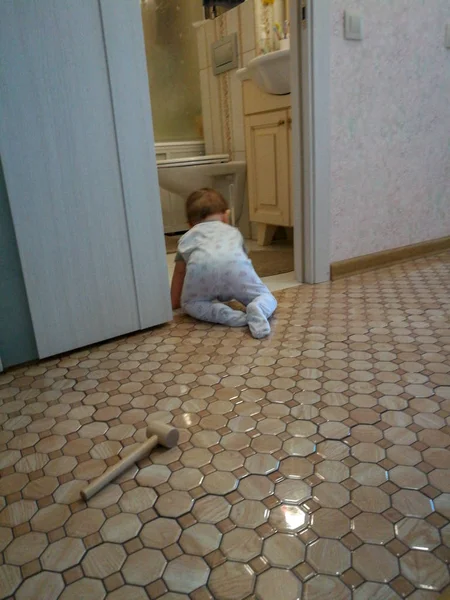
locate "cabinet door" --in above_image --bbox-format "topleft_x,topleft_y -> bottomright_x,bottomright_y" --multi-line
0,0 -> 171,358
245,110 -> 290,226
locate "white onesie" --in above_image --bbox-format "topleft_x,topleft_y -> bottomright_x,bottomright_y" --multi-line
176,220 -> 277,338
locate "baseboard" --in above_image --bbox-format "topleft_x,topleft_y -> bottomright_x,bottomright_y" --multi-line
330,236 -> 450,280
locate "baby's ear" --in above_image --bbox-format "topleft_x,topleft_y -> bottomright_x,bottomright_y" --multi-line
223,210 -> 230,224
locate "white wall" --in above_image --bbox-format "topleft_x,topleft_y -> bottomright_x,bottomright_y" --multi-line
330,0 -> 450,262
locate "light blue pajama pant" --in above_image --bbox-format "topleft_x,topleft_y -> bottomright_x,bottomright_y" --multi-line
181,260 -> 277,338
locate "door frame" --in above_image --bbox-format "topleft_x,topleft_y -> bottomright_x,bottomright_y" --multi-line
290,0 -> 331,284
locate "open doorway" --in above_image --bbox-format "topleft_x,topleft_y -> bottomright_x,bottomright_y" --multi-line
139,0 -> 300,293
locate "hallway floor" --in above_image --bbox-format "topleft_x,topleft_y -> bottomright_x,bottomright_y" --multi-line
0,252 -> 449,600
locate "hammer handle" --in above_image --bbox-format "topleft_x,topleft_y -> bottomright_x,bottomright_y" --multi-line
81,435 -> 158,500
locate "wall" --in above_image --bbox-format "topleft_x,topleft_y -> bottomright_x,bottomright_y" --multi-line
141,0 -> 203,142
0,158 -> 38,369
330,0 -> 450,262
195,0 -> 257,160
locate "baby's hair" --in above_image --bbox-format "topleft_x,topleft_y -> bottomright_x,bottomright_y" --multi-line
185,188 -> 229,226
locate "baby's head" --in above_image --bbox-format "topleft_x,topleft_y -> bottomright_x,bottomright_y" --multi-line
185,188 -> 229,227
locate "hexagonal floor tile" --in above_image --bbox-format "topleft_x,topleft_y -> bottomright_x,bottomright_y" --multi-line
209,562 -> 255,600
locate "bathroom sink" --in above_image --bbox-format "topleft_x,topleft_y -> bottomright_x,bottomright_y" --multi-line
237,48 -> 290,95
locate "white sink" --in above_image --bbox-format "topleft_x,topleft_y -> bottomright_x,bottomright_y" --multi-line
237,48 -> 290,95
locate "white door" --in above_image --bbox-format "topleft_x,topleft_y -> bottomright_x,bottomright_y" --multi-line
0,0 -> 171,358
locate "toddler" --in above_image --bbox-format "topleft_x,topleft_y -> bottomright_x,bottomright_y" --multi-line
171,188 -> 277,339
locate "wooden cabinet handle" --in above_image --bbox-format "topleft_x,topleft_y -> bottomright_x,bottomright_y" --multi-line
277,119 -> 286,126
287,117 -> 292,126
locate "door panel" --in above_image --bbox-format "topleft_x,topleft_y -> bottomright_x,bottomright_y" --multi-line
245,110 -> 290,226
0,0 -> 170,358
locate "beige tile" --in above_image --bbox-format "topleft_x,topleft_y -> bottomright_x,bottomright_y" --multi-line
221,528 -> 262,562
180,523 -> 221,555
15,571 -> 64,600
141,518 -> 181,549
192,496 -> 231,524
231,500 -> 269,529
155,490 -> 194,518
101,513 -> 142,543
169,468 -> 204,491
87,484 -> 123,509
395,517 -> 441,550
209,561 -> 255,599
106,586 -> 147,600
400,550 -> 449,590
0,499 -> 37,527
59,578 -> 105,600
307,538 -> 351,576
136,464 -> 171,487
0,526 -> 13,552
352,487 -> 390,513
353,582 -> 401,600
315,460 -> 349,483
352,513 -> 394,544
269,505 -> 309,533
303,574 -> 350,600
351,463 -> 387,486
256,568 -> 302,600
392,490 -> 434,518
119,487 -> 157,513
41,537 -> 85,571
239,475 -> 275,500
263,533 -> 305,568
311,508 -> 350,539
5,531 -> 48,566
82,542 -> 126,578
164,555 -> 210,594
66,507 -> 105,538
313,483 -> 350,508
203,471 -> 238,495
122,548 -> 166,586
353,544 -> 400,583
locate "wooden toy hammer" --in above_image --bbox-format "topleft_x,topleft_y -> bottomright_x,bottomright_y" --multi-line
80,421 -> 179,501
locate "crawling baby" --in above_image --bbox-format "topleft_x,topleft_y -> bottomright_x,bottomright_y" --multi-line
170,188 -> 277,339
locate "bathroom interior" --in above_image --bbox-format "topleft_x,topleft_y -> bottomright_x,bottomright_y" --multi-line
140,0 -> 296,291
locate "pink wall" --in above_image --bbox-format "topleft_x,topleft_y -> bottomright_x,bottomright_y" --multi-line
330,0 -> 450,262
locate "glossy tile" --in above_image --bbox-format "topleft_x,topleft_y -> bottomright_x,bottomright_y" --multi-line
0,251 -> 449,598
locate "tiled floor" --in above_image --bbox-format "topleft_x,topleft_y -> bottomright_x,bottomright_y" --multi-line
1,252 -> 450,600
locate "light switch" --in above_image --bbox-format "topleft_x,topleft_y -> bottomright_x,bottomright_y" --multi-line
344,11 -> 363,41
445,24 -> 450,49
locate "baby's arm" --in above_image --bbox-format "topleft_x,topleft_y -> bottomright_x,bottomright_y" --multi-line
171,260 -> 186,310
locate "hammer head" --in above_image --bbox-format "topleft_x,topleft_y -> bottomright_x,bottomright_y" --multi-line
146,421 -> 179,448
